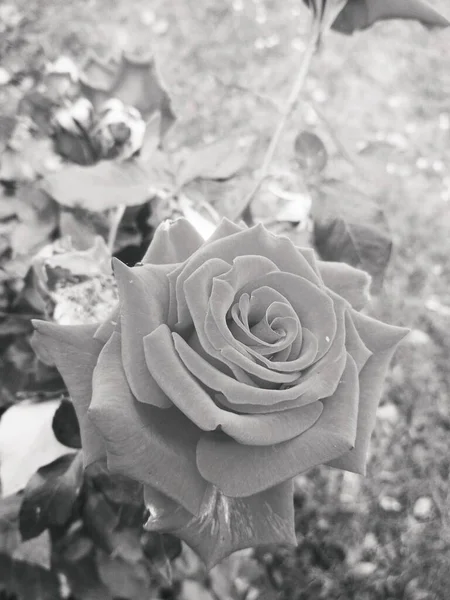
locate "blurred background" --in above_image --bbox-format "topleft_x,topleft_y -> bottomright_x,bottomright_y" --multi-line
0,1 -> 449,599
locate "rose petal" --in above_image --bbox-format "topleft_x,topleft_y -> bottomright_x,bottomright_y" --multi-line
318,262 -> 371,310
344,311 -> 372,372
174,223 -> 322,327
113,259 -> 173,408
143,325 -> 323,445
174,327 -> 328,407
144,479 -> 296,569
88,331 -> 208,515
94,305 -> 120,343
197,354 -> 359,496
206,284 -> 320,373
328,313 -> 408,474
31,321 -> 105,467
167,218 -> 244,326
238,272 -> 337,359
142,218 -> 204,265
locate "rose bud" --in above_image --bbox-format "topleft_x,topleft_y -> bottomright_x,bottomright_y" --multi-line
32,219 -> 408,568
52,98 -> 94,135
92,99 -> 145,160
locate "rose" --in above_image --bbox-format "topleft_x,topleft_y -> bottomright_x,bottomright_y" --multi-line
33,219 -> 407,567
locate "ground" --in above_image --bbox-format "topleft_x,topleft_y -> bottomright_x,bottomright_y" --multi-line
1,0 -> 450,599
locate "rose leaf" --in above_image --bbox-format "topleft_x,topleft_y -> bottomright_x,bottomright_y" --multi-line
52,399 -> 81,448
176,136 -> 253,188
294,131 -> 328,176
19,452 -> 83,541
313,182 -> 392,292
332,0 -> 449,33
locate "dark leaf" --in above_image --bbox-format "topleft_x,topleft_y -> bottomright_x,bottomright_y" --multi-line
52,400 -> 81,448
96,549 -> 153,600
142,532 -> 182,564
313,181 -> 392,292
82,487 -> 120,553
19,452 -> 83,540
0,494 -> 22,555
294,131 -> 328,176
0,554 -> 59,600
54,552 -> 114,600
332,0 -> 449,33
176,137 -> 252,187
52,129 -> 99,166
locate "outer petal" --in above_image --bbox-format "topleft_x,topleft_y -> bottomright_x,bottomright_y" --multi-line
31,321 -> 105,467
167,218 -> 245,326
88,331 -> 208,515
328,312 -> 409,474
197,355 -> 359,497
113,259 -> 173,408
142,218 -> 204,265
143,325 -> 323,446
318,262 -> 371,311
144,480 -> 296,570
173,223 -> 322,327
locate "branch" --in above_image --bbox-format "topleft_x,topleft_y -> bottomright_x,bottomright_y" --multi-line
232,19 -> 321,222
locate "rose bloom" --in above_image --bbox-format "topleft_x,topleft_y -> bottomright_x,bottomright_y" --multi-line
34,219 -> 407,567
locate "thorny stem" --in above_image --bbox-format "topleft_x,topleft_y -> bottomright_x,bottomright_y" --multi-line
233,18 -> 321,223
107,204 -> 126,254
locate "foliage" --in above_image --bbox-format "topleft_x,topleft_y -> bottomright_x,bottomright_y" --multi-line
0,0 -> 449,598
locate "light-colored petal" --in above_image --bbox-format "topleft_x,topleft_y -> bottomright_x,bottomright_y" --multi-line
88,331 -> 208,515
318,261 -> 371,310
196,354 -> 359,496
328,312 -> 408,474
31,321 -> 105,467
144,479 -> 296,569
142,218 -> 204,265
113,259 -> 173,408
173,223 -> 322,327
143,325 -> 323,445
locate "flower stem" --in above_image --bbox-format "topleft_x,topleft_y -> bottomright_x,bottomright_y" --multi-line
233,19 -> 321,223
107,204 -> 126,254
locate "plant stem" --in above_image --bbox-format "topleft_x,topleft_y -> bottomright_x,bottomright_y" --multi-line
233,19 -> 321,223
107,204 -> 126,254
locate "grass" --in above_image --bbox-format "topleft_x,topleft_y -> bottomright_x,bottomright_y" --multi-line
1,0 -> 450,598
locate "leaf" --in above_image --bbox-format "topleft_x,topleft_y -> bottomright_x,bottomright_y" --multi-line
96,549 -> 153,600
19,453 -> 83,541
10,186 -> 58,258
331,0 -> 449,33
0,494 -> 22,555
13,530 -> 52,570
294,131 -> 328,176
0,553 -> 59,600
176,137 -> 253,187
42,159 -> 163,211
52,399 -> 82,448
39,236 -> 112,284
0,400 -> 77,497
110,52 -> 175,136
313,181 -> 392,292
